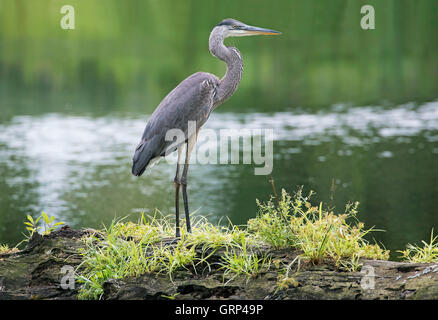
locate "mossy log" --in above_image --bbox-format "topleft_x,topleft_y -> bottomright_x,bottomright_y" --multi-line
0,226 -> 437,300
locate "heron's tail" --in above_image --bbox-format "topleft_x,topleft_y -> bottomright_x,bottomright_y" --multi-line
132,139 -> 153,176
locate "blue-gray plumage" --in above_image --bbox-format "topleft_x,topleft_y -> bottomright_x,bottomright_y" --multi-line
132,18 -> 280,237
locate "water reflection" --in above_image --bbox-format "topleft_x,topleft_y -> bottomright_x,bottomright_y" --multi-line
0,102 -> 437,258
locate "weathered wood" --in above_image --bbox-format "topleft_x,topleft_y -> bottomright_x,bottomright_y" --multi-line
0,226 -> 437,300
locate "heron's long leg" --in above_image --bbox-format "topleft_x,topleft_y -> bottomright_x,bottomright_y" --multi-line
174,147 -> 183,238
181,134 -> 197,233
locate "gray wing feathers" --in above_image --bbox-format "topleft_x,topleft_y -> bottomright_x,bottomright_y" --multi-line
132,135 -> 163,176
132,72 -> 218,176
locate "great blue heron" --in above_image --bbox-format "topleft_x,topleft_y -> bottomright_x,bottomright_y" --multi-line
132,18 -> 280,237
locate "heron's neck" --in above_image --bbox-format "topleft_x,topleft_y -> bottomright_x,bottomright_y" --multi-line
209,31 -> 243,109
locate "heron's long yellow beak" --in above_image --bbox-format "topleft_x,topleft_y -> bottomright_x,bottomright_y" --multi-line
241,25 -> 281,36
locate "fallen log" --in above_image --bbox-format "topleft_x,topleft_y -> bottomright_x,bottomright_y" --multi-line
0,226 -> 437,300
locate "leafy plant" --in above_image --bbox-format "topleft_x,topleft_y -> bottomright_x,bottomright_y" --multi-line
24,211 -> 65,238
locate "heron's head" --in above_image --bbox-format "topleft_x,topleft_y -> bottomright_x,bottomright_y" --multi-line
214,18 -> 281,38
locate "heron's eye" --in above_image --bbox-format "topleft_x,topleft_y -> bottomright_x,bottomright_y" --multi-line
232,25 -> 238,29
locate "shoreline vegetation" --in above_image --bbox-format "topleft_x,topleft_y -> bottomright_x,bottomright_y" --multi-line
0,187 -> 437,300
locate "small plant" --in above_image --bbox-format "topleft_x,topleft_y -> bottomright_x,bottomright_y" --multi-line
248,187 -> 389,271
218,233 -> 270,282
186,217 -> 257,250
219,250 -> 270,282
0,244 -> 19,255
398,229 -> 438,263
274,255 -> 301,293
24,211 -> 65,238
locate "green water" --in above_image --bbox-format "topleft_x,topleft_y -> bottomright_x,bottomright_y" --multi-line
0,0 -> 437,258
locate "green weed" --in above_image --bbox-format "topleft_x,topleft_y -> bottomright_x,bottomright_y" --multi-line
24,211 -> 65,238
248,187 -> 389,271
398,229 -> 438,263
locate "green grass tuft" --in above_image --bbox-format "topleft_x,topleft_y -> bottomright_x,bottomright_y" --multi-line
398,229 -> 438,263
76,212 -> 265,299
